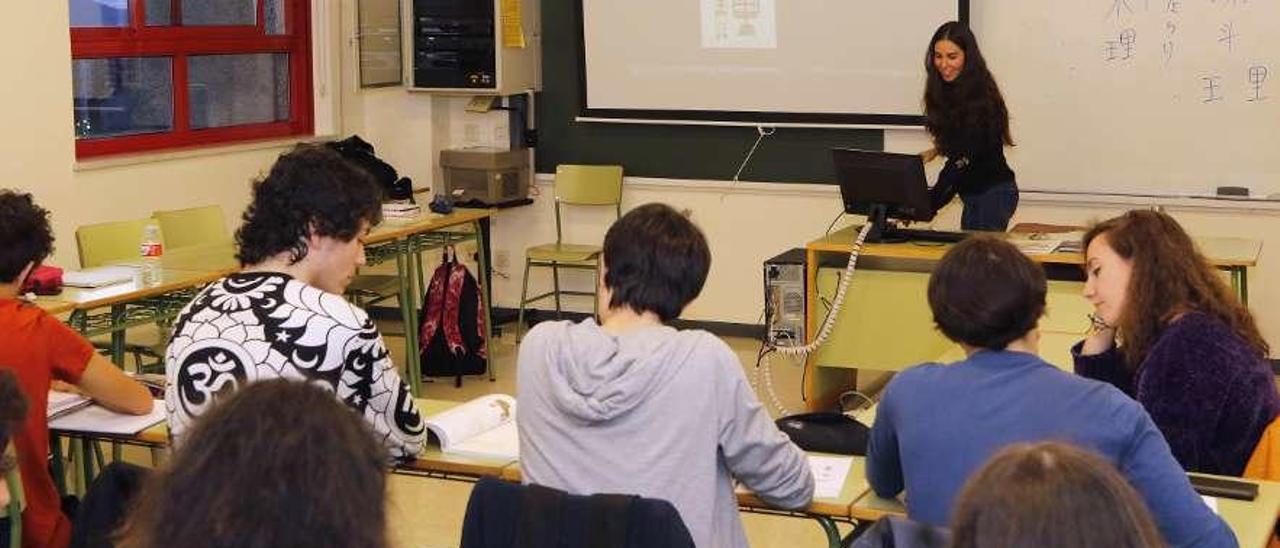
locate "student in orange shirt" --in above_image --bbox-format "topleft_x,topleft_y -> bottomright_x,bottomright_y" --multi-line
0,190 -> 152,548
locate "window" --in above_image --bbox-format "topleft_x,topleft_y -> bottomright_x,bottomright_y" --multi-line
70,0 -> 312,158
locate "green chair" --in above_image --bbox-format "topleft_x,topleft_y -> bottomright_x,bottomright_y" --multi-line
152,205 -> 229,249
75,218 -> 159,270
516,165 -> 624,340
75,218 -> 167,372
3,451 -> 23,548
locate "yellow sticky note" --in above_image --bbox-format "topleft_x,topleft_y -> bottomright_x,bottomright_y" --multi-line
500,0 -> 526,48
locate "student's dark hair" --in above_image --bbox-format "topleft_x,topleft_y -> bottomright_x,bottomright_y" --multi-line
0,368 -> 29,475
923,21 -> 1014,155
951,442 -> 1165,548
118,380 -> 389,548
235,144 -> 384,267
601,203 -> 711,322
0,189 -> 55,284
1084,209 -> 1268,370
928,236 -> 1045,349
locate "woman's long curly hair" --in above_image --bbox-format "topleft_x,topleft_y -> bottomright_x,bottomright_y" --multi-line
1084,209 -> 1268,371
923,21 -> 1014,156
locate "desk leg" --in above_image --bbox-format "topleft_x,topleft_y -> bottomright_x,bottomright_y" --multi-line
473,219 -> 495,382
397,242 -> 423,396
814,516 -> 842,548
50,436 -> 66,496
110,304 -> 127,367
1231,267 -> 1248,304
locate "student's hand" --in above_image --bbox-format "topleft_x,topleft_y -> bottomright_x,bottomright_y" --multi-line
920,148 -> 940,163
1079,314 -> 1117,356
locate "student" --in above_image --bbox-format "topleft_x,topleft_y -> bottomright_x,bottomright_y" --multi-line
120,380 -> 389,548
951,442 -> 1165,548
865,236 -> 1233,547
920,21 -> 1018,231
517,203 -> 815,548
1074,209 -> 1279,476
0,189 -> 153,548
163,145 -> 425,459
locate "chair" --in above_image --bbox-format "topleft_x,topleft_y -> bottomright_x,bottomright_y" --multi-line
460,477 -> 693,548
75,218 -> 158,270
3,448 -> 24,548
75,218 -> 167,371
152,205 -> 229,249
516,165 -> 623,340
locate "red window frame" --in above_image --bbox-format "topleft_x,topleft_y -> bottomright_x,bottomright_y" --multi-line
71,0 -> 313,158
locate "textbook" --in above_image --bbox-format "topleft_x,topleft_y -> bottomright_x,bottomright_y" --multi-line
424,394 -> 519,461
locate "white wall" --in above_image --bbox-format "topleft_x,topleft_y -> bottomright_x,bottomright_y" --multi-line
1,1 -> 437,270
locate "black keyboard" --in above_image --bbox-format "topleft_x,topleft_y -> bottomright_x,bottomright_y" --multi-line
887,228 -> 970,243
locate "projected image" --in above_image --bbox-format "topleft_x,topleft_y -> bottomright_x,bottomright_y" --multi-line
701,0 -> 777,49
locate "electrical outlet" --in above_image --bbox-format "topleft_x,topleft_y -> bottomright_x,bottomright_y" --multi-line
493,124 -> 509,146
494,250 -> 510,269
463,123 -> 480,145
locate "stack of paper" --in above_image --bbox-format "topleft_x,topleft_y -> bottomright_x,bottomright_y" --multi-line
63,266 -> 137,288
48,400 -> 166,435
382,203 -> 422,220
47,391 -> 92,420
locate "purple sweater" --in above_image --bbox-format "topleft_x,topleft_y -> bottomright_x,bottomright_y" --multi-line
1073,312 -> 1280,475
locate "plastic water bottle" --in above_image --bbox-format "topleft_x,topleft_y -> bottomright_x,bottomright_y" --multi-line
139,223 -> 163,286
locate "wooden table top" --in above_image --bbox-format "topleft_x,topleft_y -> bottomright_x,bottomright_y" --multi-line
808,225 -> 1261,268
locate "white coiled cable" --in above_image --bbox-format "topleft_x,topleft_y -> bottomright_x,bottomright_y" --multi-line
772,221 -> 873,357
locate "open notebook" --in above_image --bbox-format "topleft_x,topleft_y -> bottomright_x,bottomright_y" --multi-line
48,399 -> 165,435
424,394 -> 518,461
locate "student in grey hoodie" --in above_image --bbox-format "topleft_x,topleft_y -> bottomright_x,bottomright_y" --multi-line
517,203 -> 815,548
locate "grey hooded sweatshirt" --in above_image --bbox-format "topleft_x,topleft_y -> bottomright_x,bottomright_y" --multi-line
516,319 -> 815,548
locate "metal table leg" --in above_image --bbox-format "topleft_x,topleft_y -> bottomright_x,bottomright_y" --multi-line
473,220 -> 495,382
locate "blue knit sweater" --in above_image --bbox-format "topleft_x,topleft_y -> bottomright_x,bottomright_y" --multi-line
866,350 -> 1235,548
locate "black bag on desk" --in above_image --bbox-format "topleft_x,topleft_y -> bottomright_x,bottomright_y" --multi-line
418,246 -> 488,387
775,412 -> 869,456
326,135 -> 414,201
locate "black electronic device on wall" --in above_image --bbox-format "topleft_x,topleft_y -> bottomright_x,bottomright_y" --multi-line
410,0 -> 540,94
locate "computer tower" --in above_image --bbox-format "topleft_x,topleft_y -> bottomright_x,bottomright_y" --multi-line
764,248 -> 807,347
410,0 -> 541,94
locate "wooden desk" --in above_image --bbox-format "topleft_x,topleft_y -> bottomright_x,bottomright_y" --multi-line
802,226 -> 1262,410
395,399 -> 862,548
56,397 -> 860,548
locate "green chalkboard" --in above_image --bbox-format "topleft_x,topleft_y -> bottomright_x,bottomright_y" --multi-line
533,0 -> 884,184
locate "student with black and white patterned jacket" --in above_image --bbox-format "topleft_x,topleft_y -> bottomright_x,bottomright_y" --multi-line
164,144 -> 425,459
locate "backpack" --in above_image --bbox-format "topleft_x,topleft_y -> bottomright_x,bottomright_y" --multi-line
418,246 -> 488,387
325,135 -> 414,201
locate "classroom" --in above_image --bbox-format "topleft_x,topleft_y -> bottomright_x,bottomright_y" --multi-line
3,0 -> 1280,547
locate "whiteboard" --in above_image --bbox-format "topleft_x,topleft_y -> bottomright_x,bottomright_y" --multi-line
973,1 -> 1280,198
579,0 -> 963,124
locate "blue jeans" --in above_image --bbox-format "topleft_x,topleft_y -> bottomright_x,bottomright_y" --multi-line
960,181 -> 1019,232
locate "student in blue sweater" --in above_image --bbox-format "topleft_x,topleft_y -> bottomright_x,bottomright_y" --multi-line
865,236 -> 1234,548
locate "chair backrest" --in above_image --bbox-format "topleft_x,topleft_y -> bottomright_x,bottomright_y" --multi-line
153,205 -> 229,250
3,447 -> 24,548
76,218 -> 159,268
552,164 -> 624,244
554,165 -> 623,206
1244,414 -> 1280,481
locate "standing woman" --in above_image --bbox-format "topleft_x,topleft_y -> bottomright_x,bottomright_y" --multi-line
922,21 -> 1018,232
